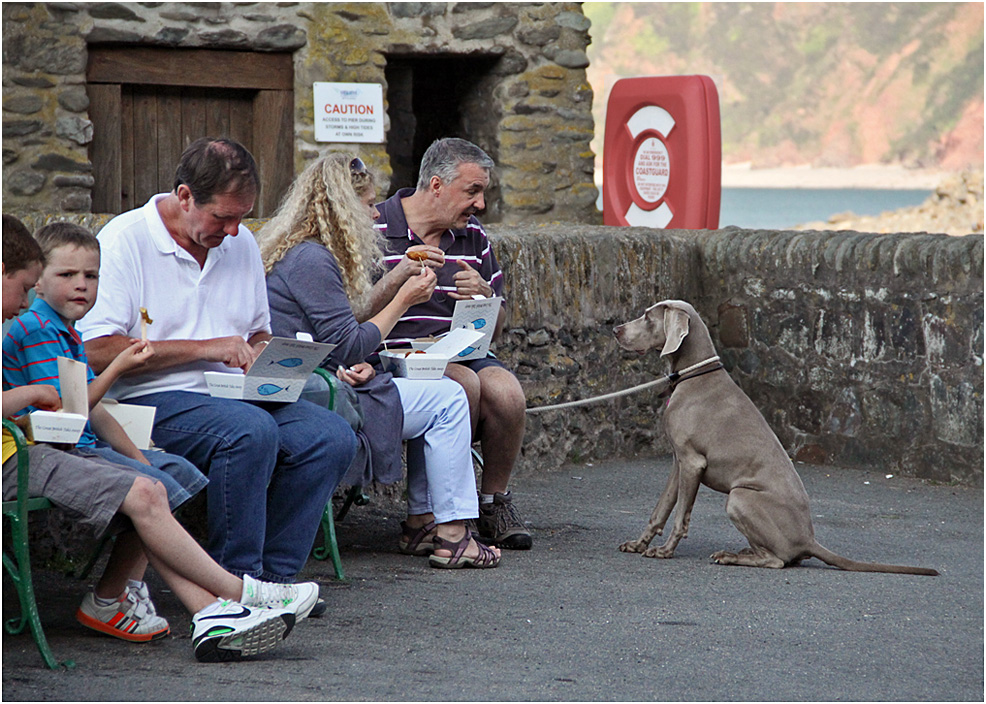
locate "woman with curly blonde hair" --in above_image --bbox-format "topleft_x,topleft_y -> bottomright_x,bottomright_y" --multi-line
257,155 -> 500,569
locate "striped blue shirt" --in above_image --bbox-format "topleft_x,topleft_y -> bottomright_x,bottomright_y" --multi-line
2,298 -> 98,447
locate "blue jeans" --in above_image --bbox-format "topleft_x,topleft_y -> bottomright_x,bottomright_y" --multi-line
88,443 -> 207,512
128,391 -> 357,582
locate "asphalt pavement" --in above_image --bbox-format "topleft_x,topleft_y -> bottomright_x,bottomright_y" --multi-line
3,456 -> 982,702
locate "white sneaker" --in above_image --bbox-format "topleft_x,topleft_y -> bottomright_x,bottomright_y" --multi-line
240,575 -> 319,621
76,590 -> 170,642
127,580 -> 158,617
191,600 -> 294,663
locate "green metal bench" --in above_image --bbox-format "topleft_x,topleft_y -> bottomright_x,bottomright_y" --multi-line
310,368 -> 367,580
2,419 -> 74,669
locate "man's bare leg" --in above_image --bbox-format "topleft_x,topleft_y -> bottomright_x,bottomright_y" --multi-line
444,363 -> 531,548
474,366 -> 525,494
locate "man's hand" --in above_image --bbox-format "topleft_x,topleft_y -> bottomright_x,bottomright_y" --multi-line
336,362 -> 376,387
399,245 -> 444,277
202,336 -> 261,372
450,259 -> 493,299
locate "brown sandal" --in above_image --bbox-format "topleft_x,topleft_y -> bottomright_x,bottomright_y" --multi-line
399,520 -> 437,555
428,532 -> 500,569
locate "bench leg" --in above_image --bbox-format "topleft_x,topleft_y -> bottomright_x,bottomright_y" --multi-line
3,514 -> 74,669
312,502 -> 345,580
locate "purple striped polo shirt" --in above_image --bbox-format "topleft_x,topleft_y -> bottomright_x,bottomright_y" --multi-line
375,188 -> 504,346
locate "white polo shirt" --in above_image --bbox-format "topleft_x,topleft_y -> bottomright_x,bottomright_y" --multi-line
78,193 -> 271,399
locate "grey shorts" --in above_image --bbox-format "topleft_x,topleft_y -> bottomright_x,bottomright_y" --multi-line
451,355 -> 509,374
2,445 -> 140,537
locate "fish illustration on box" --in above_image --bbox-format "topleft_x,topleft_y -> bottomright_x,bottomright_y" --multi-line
204,336 -> 336,402
457,346 -> 477,358
257,383 -> 290,396
449,297 -> 502,362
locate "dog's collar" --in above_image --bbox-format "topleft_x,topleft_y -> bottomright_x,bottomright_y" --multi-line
663,356 -> 723,395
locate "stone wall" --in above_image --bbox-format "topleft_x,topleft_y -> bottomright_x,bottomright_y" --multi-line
10,211 -> 982,486
488,225 -> 983,486
2,2 -> 597,223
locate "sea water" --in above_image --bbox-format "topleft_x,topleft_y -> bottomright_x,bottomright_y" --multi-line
718,188 -> 931,230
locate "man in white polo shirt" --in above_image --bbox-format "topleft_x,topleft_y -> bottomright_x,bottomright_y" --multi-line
79,137 -> 357,585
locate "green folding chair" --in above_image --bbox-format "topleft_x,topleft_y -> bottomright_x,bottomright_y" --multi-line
2,419 -> 74,669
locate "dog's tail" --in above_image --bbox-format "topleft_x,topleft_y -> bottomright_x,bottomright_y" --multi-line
810,542 -> 939,576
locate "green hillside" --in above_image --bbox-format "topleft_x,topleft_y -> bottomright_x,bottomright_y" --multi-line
584,2 -> 984,169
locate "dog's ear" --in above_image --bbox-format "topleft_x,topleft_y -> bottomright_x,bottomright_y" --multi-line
661,305 -> 690,357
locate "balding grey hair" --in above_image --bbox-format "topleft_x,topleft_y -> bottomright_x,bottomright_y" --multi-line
416,137 -> 494,190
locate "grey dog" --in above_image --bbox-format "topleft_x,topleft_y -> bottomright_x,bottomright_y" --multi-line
614,299 -> 938,576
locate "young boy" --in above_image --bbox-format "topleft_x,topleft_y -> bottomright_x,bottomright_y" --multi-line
5,222 -> 207,514
2,215 -> 318,662
3,221 -> 210,640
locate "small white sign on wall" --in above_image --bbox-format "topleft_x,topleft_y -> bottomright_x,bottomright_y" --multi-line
313,82 -> 384,143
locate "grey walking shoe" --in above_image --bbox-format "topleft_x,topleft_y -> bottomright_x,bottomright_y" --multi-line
477,491 -> 532,550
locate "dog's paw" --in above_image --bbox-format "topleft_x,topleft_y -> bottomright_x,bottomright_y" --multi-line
643,546 -> 674,559
619,540 -> 645,553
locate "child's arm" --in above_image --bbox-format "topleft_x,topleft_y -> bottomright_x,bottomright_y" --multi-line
87,402 -> 150,465
2,385 -> 62,418
86,339 -> 154,409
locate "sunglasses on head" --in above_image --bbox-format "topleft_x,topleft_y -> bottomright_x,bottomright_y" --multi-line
349,157 -> 367,175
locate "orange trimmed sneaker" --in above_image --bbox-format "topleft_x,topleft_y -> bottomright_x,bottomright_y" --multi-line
76,590 -> 170,642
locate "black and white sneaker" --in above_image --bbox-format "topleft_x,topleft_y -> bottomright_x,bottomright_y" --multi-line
191,600 -> 294,663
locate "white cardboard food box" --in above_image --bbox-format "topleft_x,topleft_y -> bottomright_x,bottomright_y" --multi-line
100,399 -> 157,450
448,296 -> 503,361
29,357 -> 88,443
379,328 -> 485,379
204,336 -> 336,403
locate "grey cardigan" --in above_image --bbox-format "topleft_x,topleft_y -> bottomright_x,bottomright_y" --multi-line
266,240 -> 404,486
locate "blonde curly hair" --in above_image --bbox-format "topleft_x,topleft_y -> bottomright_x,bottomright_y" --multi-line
257,154 -> 381,306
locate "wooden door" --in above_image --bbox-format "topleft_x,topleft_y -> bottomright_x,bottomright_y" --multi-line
87,48 -> 293,217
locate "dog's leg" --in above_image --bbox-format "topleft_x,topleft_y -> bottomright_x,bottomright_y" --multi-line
619,459 -> 680,553
710,546 -> 785,568
709,488 -> 787,568
643,453 -> 704,558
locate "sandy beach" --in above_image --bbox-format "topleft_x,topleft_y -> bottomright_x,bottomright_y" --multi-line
720,163 -> 950,190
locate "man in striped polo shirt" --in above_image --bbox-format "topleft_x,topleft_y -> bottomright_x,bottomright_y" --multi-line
368,138 -> 532,550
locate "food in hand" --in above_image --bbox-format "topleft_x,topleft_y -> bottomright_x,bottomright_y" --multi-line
407,251 -> 429,271
139,307 -> 153,340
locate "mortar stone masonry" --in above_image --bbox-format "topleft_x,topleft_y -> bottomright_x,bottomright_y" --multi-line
2,1 -> 599,223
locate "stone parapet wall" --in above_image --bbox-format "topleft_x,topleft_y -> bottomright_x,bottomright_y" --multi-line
8,212 -> 982,486
484,225 -> 984,486
3,2 -> 597,223
692,229 -> 983,485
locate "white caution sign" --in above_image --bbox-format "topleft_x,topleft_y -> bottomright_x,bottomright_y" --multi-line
313,82 -> 384,143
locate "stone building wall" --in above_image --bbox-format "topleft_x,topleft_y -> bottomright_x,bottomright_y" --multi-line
10,210 -> 983,487
2,2 -> 597,222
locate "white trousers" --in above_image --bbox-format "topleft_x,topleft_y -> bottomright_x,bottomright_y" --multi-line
393,377 -> 479,523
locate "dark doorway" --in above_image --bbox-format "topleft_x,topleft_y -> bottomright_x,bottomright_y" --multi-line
384,54 -> 502,222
